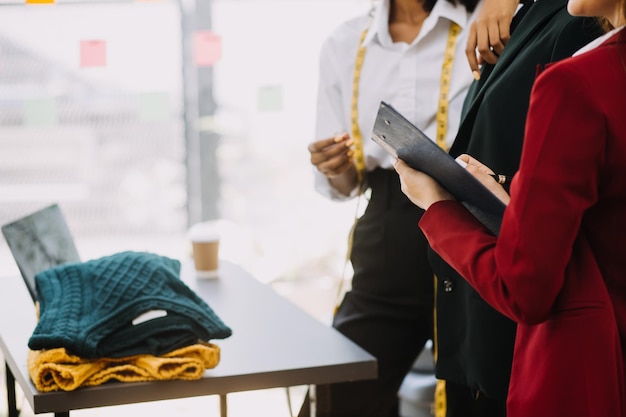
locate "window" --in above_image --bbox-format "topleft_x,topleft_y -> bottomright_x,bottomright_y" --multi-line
0,0 -> 369,311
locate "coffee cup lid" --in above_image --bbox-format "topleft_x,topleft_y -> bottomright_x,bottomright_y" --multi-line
187,222 -> 219,242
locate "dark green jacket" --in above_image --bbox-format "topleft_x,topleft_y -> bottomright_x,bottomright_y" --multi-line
430,0 -> 603,400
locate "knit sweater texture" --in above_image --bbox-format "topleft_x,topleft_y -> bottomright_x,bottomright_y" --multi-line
28,251 -> 232,358
28,342 -> 221,392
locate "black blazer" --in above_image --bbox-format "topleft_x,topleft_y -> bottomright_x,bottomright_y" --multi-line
430,0 -> 603,400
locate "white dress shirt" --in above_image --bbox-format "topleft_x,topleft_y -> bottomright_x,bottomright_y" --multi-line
314,0 -> 482,200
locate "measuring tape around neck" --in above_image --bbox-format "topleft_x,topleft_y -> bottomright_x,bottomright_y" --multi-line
351,20 -> 462,185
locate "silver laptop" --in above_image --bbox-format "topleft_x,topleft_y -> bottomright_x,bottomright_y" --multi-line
1,204 -> 81,302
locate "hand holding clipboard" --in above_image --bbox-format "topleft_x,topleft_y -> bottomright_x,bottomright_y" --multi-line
371,101 -> 506,235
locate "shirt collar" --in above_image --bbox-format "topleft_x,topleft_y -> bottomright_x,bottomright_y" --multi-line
361,0 -> 387,47
573,24 -> 626,56
433,0 -> 471,30
362,0 -> 470,48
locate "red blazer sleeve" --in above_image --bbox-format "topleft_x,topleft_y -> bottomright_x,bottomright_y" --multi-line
420,60 -> 605,325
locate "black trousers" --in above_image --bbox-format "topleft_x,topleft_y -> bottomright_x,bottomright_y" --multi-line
444,380 -> 507,417
301,168 -> 435,417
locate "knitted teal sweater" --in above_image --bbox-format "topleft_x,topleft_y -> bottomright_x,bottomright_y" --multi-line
28,251 -> 232,358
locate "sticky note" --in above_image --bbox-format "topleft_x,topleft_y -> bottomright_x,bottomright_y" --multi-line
194,31 -> 222,67
23,98 -> 58,127
26,0 -> 55,4
138,92 -> 170,123
80,40 -> 107,67
257,85 -> 283,112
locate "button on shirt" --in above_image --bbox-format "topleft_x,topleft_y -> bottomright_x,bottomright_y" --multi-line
314,0 -> 481,200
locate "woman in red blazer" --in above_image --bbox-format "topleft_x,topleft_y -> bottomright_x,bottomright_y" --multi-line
393,3 -> 626,416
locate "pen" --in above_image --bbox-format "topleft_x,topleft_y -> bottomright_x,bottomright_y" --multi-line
489,173 -> 512,185
455,157 -> 512,184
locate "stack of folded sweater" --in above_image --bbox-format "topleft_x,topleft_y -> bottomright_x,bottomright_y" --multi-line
27,251 -> 232,392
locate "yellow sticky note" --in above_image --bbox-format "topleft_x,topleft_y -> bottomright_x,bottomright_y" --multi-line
80,40 -> 107,68
26,0 -> 55,4
194,31 -> 222,67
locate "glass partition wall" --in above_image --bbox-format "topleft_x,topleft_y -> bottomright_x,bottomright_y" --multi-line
0,0 -> 370,319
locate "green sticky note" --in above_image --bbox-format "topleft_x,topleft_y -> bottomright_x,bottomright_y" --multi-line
138,92 -> 170,123
257,85 -> 283,112
23,98 -> 58,127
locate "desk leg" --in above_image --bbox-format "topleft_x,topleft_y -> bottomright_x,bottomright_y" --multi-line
5,362 -> 69,417
5,362 -> 19,417
295,385 -> 331,417
220,394 -> 227,417
310,384 -> 332,417
308,385 -> 316,417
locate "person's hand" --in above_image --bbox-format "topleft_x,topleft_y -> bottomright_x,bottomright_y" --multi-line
308,133 -> 354,178
394,159 -> 454,210
466,0 -> 519,77
455,154 -> 511,205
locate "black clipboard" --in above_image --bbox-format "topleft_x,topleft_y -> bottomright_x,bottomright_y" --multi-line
371,101 -> 505,235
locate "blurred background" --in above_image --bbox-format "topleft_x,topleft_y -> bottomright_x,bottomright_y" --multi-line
0,1 -> 437,415
0,0 -> 372,310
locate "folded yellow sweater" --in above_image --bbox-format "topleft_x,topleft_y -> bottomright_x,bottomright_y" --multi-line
28,342 -> 220,392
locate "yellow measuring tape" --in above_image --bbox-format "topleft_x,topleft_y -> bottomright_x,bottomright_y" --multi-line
351,21 -> 461,183
433,22 -> 461,417
436,22 -> 461,149
350,27 -> 370,188
333,23 -> 371,316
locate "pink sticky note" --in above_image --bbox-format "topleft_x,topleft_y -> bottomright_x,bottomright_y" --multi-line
194,31 -> 222,67
80,40 -> 107,67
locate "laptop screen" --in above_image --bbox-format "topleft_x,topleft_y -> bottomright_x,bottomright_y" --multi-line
1,204 -> 81,302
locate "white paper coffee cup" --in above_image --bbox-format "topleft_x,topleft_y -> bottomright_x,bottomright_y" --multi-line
188,222 -> 220,279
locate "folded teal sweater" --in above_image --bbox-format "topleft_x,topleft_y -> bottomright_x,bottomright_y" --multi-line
28,251 -> 232,358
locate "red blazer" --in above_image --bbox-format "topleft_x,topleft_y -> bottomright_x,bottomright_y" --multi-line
420,31 -> 626,417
